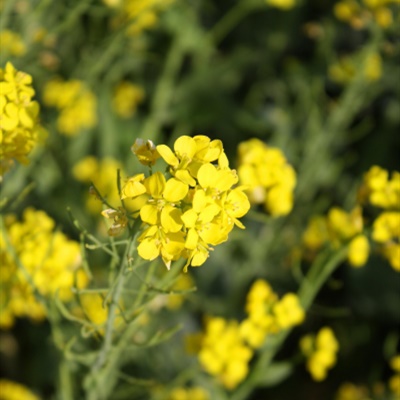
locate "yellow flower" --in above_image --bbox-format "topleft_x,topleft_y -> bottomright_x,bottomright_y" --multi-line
266,0 -> 296,9
43,78 -> 97,135
198,317 -> 253,389
302,216 -> 329,251
119,135 -> 249,270
348,234 -> 370,267
237,138 -> 296,216
113,81 -> 145,118
167,387 -> 209,400
335,382 -> 370,400
0,62 -> 47,178
0,379 -> 40,400
0,208 -> 88,328
131,138 -> 160,166
273,293 -> 305,329
0,30 -> 26,56
300,327 -> 339,381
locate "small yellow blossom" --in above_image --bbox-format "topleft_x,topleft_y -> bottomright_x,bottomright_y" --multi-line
198,317 -> 253,389
348,235 -> 370,267
0,62 -> 47,178
0,379 -> 40,400
167,387 -> 209,400
113,81 -> 145,118
335,382 -> 371,400
0,208 -> 88,328
240,279 -> 304,348
300,327 -> 339,381
237,138 -> 296,216
131,138 -> 160,166
266,0 -> 295,9
0,30 -> 26,56
389,355 -> 400,397
43,78 -> 97,135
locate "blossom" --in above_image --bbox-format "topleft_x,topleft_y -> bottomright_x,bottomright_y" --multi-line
0,379 -> 40,400
0,208 -> 88,328
198,317 -> 253,389
118,135 -> 250,270
0,62 -> 47,178
390,355 -> 400,397
43,78 -> 97,135
167,387 -> 209,400
112,81 -> 145,118
0,30 -> 26,56
300,327 -> 339,381
237,138 -> 296,216
240,279 -> 304,349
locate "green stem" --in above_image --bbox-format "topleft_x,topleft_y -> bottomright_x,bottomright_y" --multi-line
206,0 -> 261,45
230,246 -> 348,400
140,36 -> 185,142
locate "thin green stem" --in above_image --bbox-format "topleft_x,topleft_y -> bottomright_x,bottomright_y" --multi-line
140,36 -> 185,142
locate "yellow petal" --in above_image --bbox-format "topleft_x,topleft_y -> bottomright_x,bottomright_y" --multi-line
185,228 -> 199,249
174,135 -> 197,159
156,144 -> 179,167
144,172 -> 165,198
160,205 -> 182,232
138,238 -> 159,260
163,178 -> 188,202
197,163 -> 216,188
140,204 -> 159,225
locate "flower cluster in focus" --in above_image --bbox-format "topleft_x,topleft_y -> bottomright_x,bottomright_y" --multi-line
110,136 -> 250,270
43,78 -> 97,136
237,138 -> 296,216
300,326 -> 339,381
0,208 -> 88,328
0,62 -> 47,178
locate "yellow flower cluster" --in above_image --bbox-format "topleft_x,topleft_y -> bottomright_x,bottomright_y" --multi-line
362,166 -> 400,271
237,138 -> 296,216
167,387 -> 209,400
329,52 -> 382,84
334,0 -> 398,29
72,156 -> 124,215
106,0 -> 174,36
43,78 -> 97,136
266,0 -> 296,10
389,355 -> 400,397
196,279 -> 304,389
112,81 -> 145,118
0,30 -> 26,57
300,327 -> 339,381
335,382 -> 370,400
198,317 -> 253,390
0,62 -> 47,178
240,279 -> 305,348
0,208 -> 88,328
0,379 -> 40,400
303,206 -> 369,267
115,136 -> 250,270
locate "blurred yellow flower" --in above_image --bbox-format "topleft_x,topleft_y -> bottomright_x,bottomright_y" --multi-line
43,78 -> 97,135
0,208 -> 88,328
237,138 -> 296,216
0,379 -> 40,400
167,387 -> 209,400
266,0 -> 295,9
113,81 -> 145,118
0,30 -> 26,56
0,62 -> 47,178
300,327 -> 339,381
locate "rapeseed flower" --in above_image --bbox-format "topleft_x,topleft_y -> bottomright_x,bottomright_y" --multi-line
0,379 -> 40,400
389,355 -> 400,397
167,387 -> 209,400
0,62 -> 47,178
198,317 -> 253,390
116,136 -> 250,270
334,0 -> 398,29
43,78 -> 97,135
237,138 -> 296,216
0,30 -> 26,57
300,327 -> 339,381
240,279 -> 304,348
112,81 -> 145,118
335,382 -> 371,400
0,208 -> 88,328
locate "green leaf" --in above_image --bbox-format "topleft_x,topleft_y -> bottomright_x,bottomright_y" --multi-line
255,362 -> 293,388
